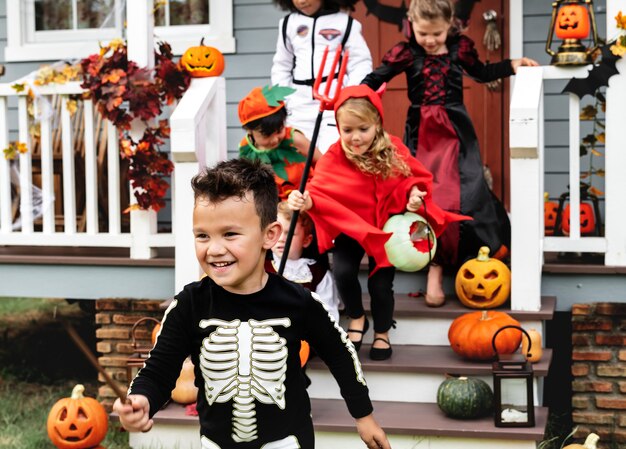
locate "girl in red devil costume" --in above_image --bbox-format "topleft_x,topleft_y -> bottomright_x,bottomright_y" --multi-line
288,85 -> 467,361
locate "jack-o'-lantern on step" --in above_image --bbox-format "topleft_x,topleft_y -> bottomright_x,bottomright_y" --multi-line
544,192 -> 559,236
180,38 -> 225,77
455,246 -> 510,309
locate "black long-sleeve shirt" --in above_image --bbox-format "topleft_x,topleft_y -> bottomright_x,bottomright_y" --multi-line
129,273 -> 372,448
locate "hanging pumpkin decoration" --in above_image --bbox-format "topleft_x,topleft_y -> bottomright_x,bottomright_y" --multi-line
47,384 -> 108,449
436,376 -> 494,419
448,310 -> 522,360
455,246 -> 511,309
521,328 -> 543,363
563,432 -> 600,449
555,3 -> 591,40
561,203 -> 596,235
544,192 -> 559,235
171,357 -> 199,404
299,340 -> 310,368
180,38 -> 225,78
382,212 -> 436,272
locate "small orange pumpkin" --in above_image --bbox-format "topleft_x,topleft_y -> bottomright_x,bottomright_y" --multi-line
180,38 -> 225,77
521,328 -> 543,363
561,203 -> 596,235
448,310 -> 522,360
544,192 -> 559,235
47,384 -> 108,449
299,340 -> 310,368
455,247 -> 511,309
555,4 -> 591,40
151,322 -> 161,345
563,432 -> 599,449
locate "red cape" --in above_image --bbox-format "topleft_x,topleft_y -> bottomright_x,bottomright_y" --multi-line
307,135 -> 469,269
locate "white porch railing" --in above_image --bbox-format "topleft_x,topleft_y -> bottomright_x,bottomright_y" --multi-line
0,75 -> 227,278
510,55 -> 626,311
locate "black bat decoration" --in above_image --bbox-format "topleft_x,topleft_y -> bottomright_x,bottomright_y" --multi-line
561,44 -> 621,99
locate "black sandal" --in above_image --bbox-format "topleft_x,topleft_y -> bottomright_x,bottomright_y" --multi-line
346,317 -> 369,352
369,337 -> 392,361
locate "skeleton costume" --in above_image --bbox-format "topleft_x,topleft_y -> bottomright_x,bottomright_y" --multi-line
271,8 -> 372,152
129,273 -> 370,449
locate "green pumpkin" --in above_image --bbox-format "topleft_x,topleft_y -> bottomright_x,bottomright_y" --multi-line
437,376 -> 494,419
383,212 -> 436,272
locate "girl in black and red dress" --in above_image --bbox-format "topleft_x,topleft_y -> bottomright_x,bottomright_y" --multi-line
362,0 -> 538,306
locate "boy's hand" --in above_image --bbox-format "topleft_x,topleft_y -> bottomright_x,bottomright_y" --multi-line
113,394 -> 153,433
356,414 -> 391,449
287,190 -> 312,211
407,186 -> 426,212
511,57 -> 540,73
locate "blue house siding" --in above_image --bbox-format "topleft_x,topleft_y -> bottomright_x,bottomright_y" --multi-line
524,0 -> 607,211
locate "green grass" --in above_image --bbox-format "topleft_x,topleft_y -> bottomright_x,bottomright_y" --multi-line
0,297 -> 131,449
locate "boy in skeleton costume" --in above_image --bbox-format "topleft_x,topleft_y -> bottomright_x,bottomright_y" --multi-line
114,159 -> 390,449
271,0 -> 372,153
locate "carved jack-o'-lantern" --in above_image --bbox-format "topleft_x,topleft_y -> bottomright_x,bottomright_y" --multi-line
47,384 -> 108,449
544,193 -> 559,236
561,203 -> 596,235
180,38 -> 225,78
555,3 -> 591,40
455,247 -> 511,309
383,212 -> 436,272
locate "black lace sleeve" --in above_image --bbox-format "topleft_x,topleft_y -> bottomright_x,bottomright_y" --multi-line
456,35 -> 514,82
361,41 -> 413,89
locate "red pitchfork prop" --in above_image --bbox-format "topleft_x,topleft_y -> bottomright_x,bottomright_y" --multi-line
278,45 -> 349,275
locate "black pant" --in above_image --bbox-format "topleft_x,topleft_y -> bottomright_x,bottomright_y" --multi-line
332,234 -> 395,333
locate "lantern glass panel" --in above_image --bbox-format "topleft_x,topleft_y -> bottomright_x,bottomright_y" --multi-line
498,377 -> 530,422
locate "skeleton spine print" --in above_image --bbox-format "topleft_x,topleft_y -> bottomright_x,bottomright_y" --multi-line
199,318 -> 291,443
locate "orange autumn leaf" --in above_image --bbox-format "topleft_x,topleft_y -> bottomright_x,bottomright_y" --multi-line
616,11 -> 626,30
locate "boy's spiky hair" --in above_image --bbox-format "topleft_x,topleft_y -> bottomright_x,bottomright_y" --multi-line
191,158 -> 279,229
273,0 -> 360,12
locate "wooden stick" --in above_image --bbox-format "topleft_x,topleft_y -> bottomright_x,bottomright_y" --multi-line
61,320 -> 131,404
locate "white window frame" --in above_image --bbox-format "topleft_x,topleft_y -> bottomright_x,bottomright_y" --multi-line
4,0 -> 236,62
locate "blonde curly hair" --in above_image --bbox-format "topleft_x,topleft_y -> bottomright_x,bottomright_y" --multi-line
336,98 -> 411,179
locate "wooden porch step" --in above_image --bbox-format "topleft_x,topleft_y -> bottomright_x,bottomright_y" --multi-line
132,399 -> 548,442
308,344 -> 552,377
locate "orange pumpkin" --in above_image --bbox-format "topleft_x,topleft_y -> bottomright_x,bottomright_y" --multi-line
455,247 -> 511,309
555,4 -> 591,40
47,384 -> 108,449
299,340 -> 310,368
544,193 -> 559,235
151,322 -> 161,345
180,38 -> 225,77
448,310 -> 522,360
561,203 -> 596,235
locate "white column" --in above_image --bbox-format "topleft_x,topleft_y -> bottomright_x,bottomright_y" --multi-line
604,0 -> 626,266
509,67 -> 544,311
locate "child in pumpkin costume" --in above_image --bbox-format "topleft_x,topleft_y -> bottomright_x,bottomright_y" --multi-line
288,85 -> 468,361
238,85 -> 322,201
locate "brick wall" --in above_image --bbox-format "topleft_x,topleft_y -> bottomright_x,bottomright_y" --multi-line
95,298 -> 166,410
572,302 -> 626,445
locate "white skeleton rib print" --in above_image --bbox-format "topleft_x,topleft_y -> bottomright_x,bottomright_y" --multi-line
199,318 -> 291,444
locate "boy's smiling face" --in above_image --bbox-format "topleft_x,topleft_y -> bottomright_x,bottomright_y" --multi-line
193,192 -> 280,294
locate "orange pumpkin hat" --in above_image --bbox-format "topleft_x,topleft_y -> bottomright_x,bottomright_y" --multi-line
238,85 -> 296,126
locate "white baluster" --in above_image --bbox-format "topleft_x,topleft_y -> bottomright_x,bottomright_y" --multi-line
83,98 -> 98,234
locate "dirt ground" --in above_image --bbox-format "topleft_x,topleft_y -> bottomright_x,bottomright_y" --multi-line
0,301 -> 98,384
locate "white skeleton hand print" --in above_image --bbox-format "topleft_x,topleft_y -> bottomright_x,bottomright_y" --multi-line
198,318 -> 290,443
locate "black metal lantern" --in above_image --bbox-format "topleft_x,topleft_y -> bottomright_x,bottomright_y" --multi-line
125,317 -> 159,386
492,326 -> 535,427
545,0 -> 599,65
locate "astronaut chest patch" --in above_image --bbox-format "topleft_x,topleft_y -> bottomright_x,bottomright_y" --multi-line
319,28 -> 341,41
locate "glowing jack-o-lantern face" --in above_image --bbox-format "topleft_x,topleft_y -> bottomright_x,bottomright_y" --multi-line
47,384 -> 108,449
180,38 -> 225,78
555,4 -> 591,40
383,212 -> 436,272
562,203 -> 596,235
544,200 -> 559,235
455,247 -> 511,309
